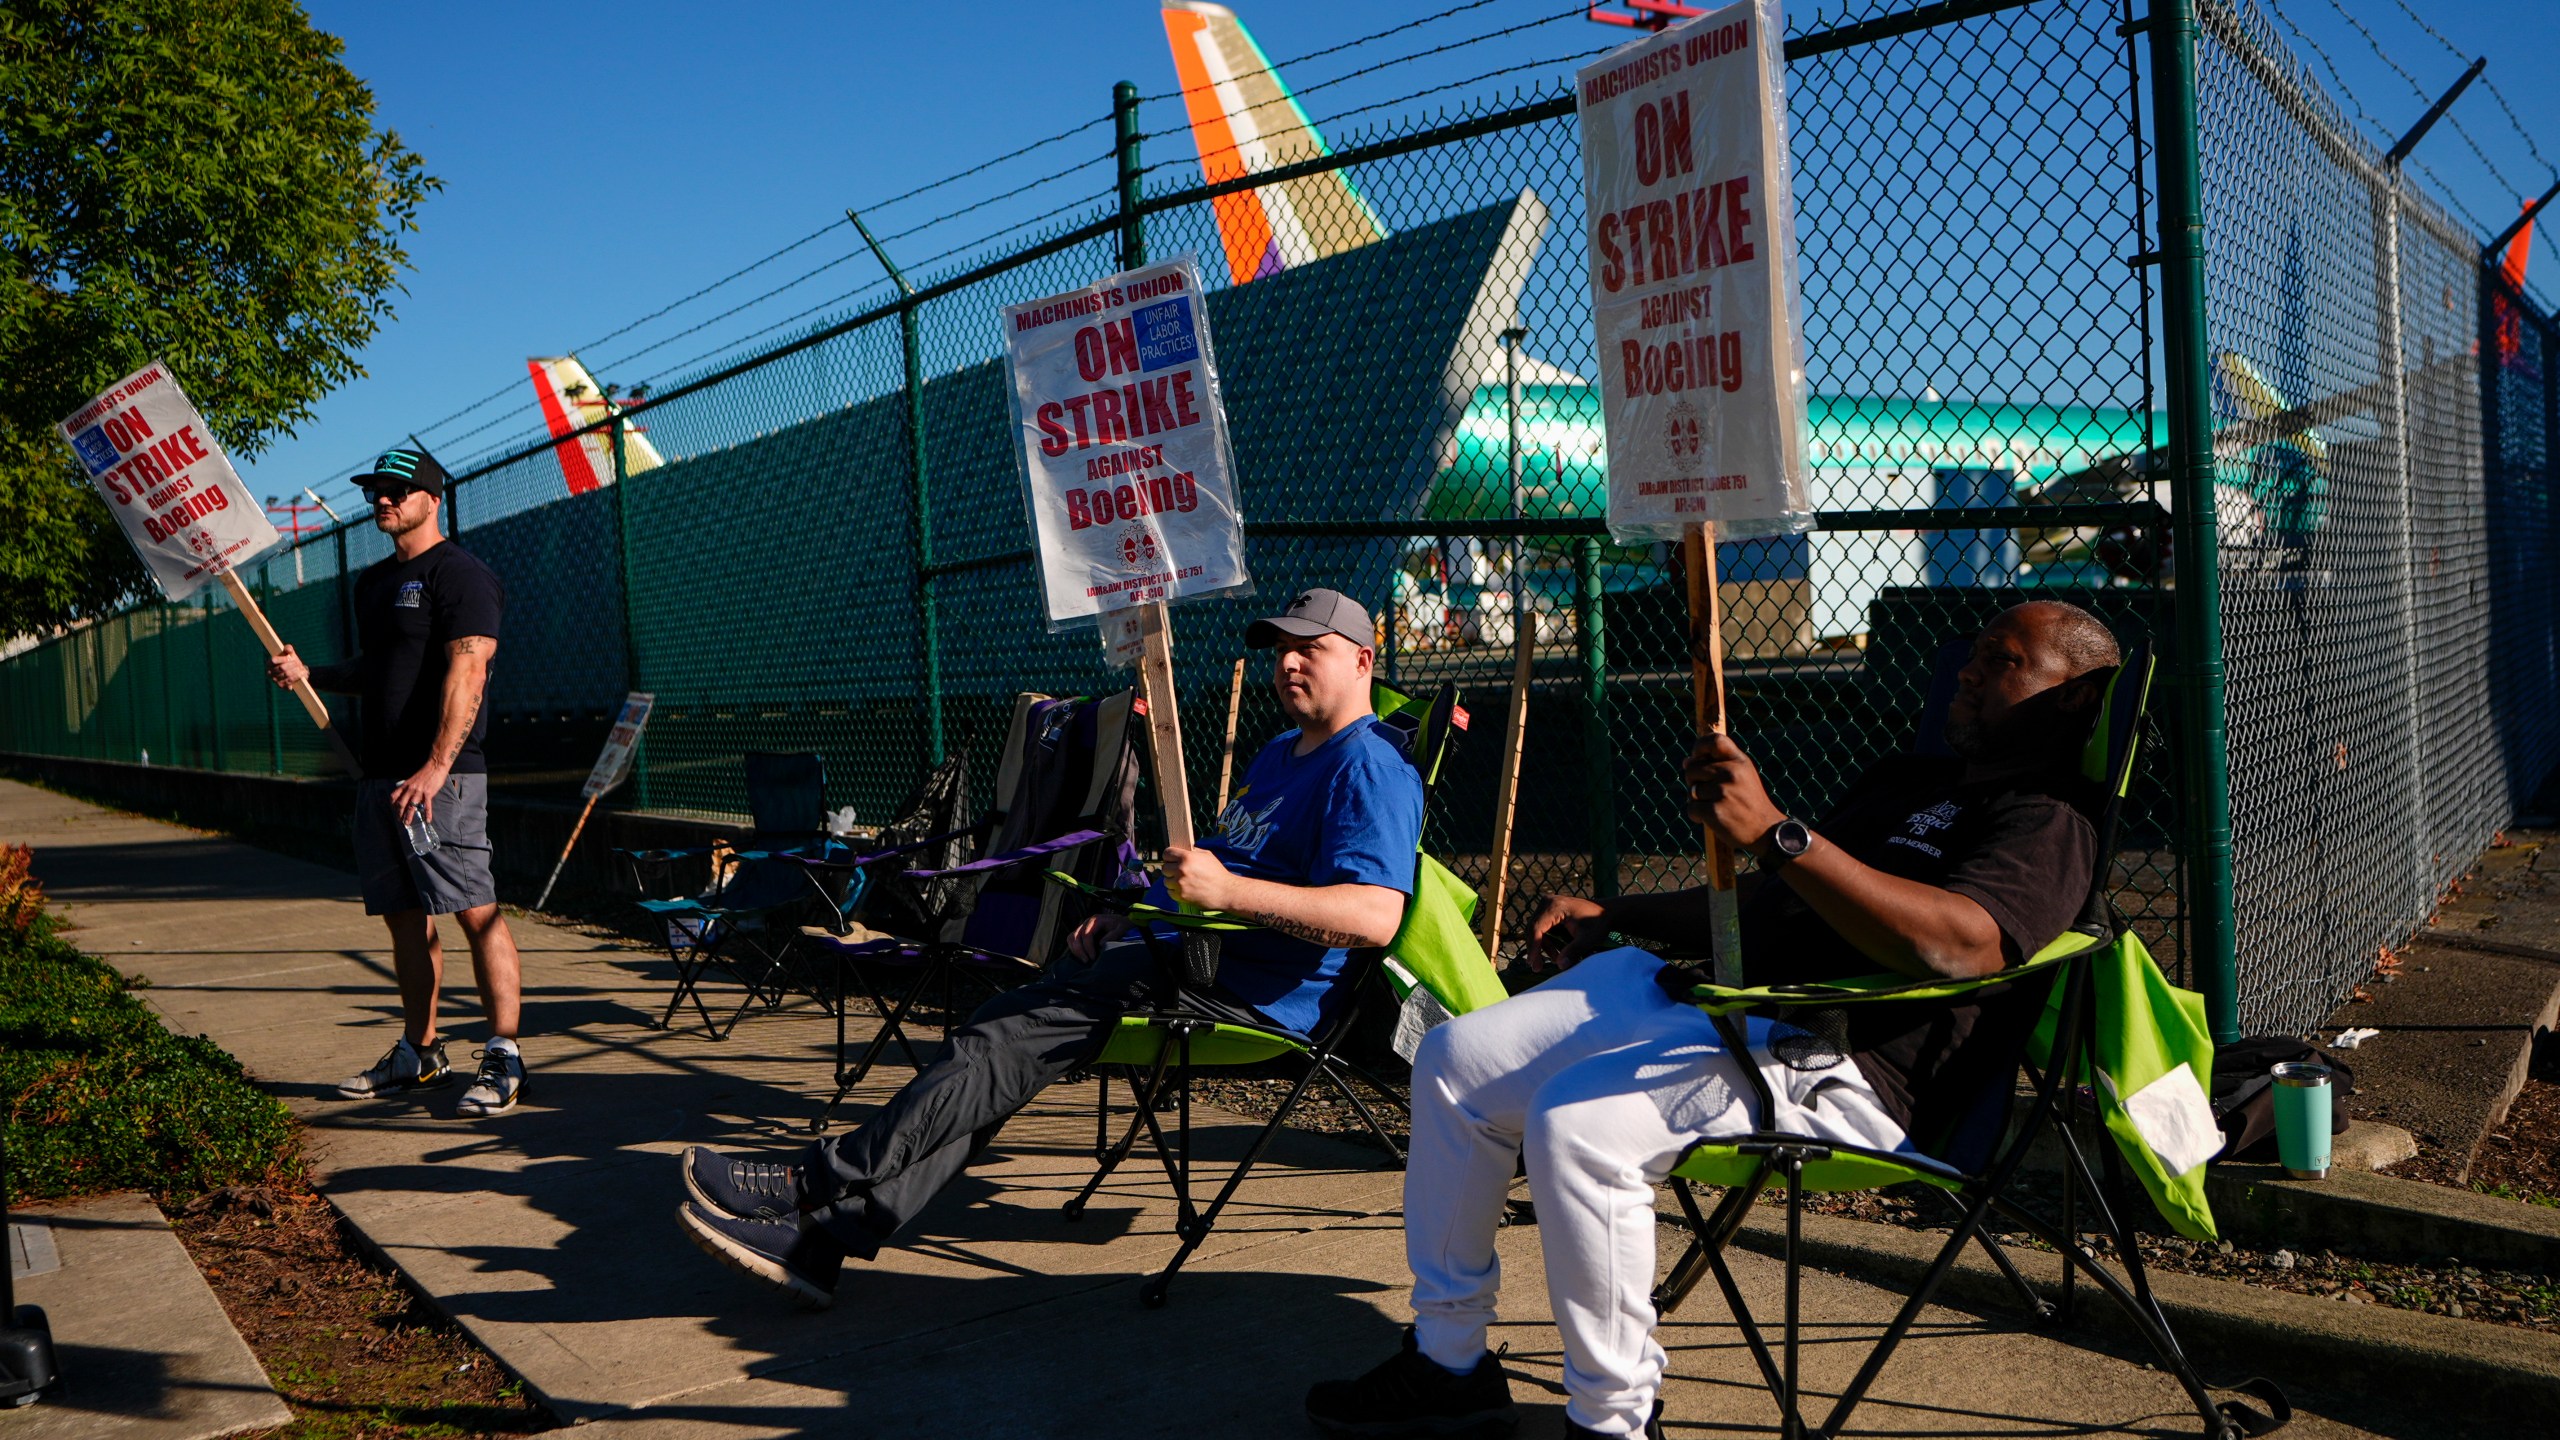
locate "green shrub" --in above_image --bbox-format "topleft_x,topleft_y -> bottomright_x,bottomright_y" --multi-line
1,847 -> 298,1201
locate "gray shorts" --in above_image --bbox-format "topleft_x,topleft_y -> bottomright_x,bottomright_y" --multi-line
355,774 -> 498,916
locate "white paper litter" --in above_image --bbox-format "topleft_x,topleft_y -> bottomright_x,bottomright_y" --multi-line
2330,1027 -> 2381,1050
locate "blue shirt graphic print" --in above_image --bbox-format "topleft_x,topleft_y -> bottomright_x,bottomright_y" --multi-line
1150,713 -> 1424,1035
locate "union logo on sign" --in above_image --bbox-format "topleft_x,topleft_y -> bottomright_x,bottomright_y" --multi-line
1664,401 -> 1704,459
1117,525 -> 1160,571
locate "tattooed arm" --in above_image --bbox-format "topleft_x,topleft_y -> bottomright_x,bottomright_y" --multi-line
389,635 -> 496,824
1158,845 -> 1404,949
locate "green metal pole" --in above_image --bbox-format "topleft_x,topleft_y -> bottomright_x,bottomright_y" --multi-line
2150,0 -> 2239,1042
204,590 -> 225,772
1576,538 -> 1617,899
848,207 -> 940,767
1115,81 -> 1146,270
611,405 -> 650,808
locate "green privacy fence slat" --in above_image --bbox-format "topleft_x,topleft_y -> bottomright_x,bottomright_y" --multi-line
3,1 -> 2553,1038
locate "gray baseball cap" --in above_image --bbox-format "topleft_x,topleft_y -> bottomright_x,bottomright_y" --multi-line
1245,588 -> 1375,649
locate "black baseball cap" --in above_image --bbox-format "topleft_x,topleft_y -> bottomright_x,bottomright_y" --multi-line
1245,588 -> 1375,650
356,447 -> 447,499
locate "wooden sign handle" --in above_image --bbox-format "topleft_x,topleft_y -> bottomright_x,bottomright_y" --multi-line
1136,602 -> 1193,851
1479,612 -> 1536,958
1214,656 -> 1246,816
220,569 -> 360,776
1683,522 -> 1745,984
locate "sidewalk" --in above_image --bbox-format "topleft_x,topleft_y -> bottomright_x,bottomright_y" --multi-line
3,777 -> 2421,1438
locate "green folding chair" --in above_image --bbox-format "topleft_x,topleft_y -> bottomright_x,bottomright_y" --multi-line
1046,682 -> 1508,1307
1649,642 -> 2291,1439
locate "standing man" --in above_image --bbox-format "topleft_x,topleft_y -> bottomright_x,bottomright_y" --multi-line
267,447 -> 527,1117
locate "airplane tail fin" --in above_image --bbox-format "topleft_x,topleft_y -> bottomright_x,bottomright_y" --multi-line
2214,350 -> 2327,464
1161,1 -> 1387,286
2502,206 -> 2533,291
528,356 -> 663,495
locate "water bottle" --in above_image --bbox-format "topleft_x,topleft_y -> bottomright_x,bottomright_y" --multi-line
403,812 -> 441,857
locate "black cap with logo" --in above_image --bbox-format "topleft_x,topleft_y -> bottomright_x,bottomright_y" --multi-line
355,447 -> 448,500
1245,587 -> 1376,650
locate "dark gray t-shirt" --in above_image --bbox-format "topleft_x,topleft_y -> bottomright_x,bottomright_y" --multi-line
352,541 -> 503,776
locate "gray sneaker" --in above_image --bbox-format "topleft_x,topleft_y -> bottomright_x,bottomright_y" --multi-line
338,1037 -> 453,1098
455,1047 -> 526,1117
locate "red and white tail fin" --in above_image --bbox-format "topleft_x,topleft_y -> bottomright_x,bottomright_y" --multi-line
528,356 -> 663,495
1161,2 -> 1387,286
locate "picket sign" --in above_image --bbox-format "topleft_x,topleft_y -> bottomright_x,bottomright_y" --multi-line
56,359 -> 357,776
1003,256 -> 1249,850
535,693 -> 656,910
1579,0 -> 1815,985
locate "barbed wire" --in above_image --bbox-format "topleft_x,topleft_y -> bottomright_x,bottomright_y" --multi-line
2313,0 -> 2520,203
1144,2 -> 1590,155
1141,0 -> 1518,107
2382,0 -> 2553,178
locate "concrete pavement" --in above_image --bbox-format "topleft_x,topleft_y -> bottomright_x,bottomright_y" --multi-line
3,776 -> 2439,1438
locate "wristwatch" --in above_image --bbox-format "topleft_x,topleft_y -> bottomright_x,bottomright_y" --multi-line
1760,817 -> 1813,868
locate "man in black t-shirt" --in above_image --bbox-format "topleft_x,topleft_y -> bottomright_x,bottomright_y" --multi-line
267,447 -> 527,1118
1306,601 -> 2119,1440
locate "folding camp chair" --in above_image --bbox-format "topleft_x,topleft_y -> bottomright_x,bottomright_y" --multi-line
798,691 -> 1143,1130
1647,641 -> 2291,1439
617,753 -> 854,1039
1048,683 -> 1506,1307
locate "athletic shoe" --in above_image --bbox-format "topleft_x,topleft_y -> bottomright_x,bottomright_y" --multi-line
455,1047 -> 525,1117
1564,1399 -> 1664,1439
682,1146 -> 802,1221
676,1202 -> 842,1309
336,1038 -> 453,1098
1305,1328 -> 1520,1437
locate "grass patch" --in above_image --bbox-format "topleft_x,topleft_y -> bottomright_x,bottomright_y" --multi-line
0,843 -> 298,1200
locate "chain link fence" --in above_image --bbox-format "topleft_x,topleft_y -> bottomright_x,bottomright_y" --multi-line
3,0 -> 2553,1038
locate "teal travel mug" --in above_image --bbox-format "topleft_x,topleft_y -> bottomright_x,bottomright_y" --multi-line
2272,1061 -> 2333,1179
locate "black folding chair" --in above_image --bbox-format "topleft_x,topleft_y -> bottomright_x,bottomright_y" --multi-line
618,753 -> 850,1039
799,690 -> 1143,1130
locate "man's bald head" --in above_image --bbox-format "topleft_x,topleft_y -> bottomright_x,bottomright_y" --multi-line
2004,600 -> 2120,679
1944,602 -> 2120,762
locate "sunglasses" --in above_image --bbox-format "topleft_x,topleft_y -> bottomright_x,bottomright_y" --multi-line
363,482 -> 423,504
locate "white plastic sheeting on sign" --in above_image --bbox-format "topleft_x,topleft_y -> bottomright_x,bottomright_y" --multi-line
1575,0 -> 1813,542
56,360 -> 280,602
1004,255 -> 1251,630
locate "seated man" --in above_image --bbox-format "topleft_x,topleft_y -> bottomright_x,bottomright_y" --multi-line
1306,600 -> 2119,1440
676,588 -> 1424,1307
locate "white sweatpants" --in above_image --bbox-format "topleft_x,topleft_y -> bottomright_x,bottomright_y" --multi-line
1403,947 -> 1913,1437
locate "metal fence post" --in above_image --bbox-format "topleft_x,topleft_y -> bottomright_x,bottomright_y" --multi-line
1576,537 -> 1617,899
611,409 -> 650,807
2150,0 -> 2239,1041
204,589 -> 225,772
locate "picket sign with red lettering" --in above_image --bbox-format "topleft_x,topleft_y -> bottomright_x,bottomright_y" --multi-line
1576,0 -> 1812,543
57,359 -> 281,600
1002,254 -> 1250,643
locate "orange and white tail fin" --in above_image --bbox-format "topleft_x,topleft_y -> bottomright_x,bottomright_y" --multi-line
528,356 -> 663,495
1161,1 -> 1387,286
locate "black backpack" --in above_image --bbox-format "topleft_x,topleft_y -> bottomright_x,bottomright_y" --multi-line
2211,1036 -> 2354,1164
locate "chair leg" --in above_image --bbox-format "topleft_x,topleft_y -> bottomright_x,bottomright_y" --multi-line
1780,1156 -> 1808,1440
1065,1044 -> 1180,1221
1312,1057 -> 1406,1164
1654,1174 -> 1765,1315
1138,1025 -> 1324,1309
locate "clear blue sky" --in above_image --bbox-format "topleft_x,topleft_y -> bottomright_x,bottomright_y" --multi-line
246,0 -> 2560,510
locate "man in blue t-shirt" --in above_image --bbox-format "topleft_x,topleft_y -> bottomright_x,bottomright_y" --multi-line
673,588 -> 1425,1308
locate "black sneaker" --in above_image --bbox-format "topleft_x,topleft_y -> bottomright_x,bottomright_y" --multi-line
337,1038 -> 453,1098
681,1146 -> 802,1221
677,1202 -> 842,1309
1564,1398 -> 1664,1439
1305,1328 -> 1519,1437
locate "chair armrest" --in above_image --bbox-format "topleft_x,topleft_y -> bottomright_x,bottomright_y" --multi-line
906,829 -> 1109,882
1664,927 -> 2104,1015
1040,870 -> 1263,933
